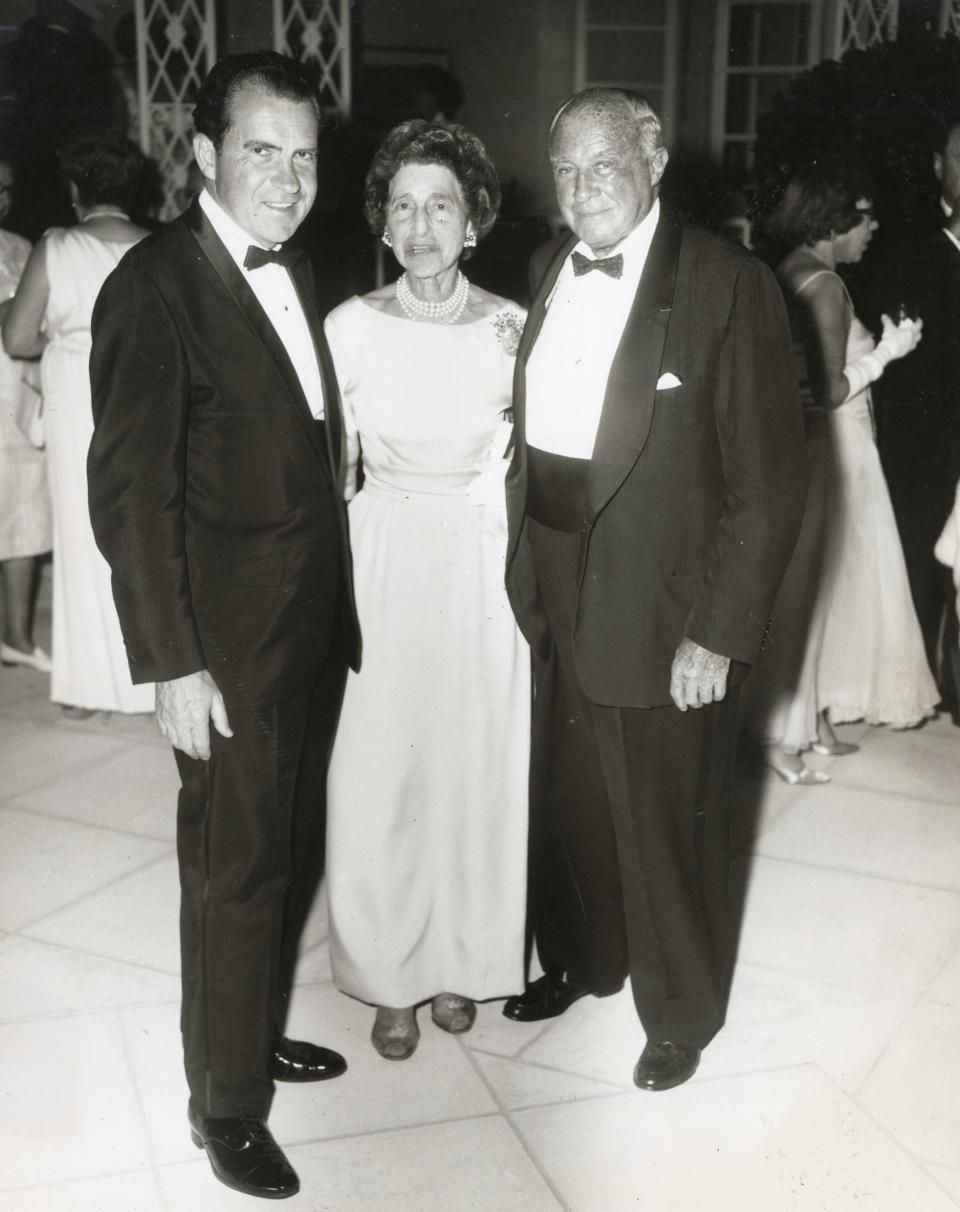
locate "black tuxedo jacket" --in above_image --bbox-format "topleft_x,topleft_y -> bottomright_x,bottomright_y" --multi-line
88,201 -> 360,707
505,210 -> 807,709
880,206 -> 960,503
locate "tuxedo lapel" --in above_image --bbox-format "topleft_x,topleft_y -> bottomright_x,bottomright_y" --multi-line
586,212 -> 682,520
184,204 -> 328,469
290,259 -> 342,480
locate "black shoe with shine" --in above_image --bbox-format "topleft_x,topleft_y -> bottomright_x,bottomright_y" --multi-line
188,1106 -> 299,1199
633,1040 -> 701,1092
269,1035 -> 347,1082
502,971 -> 590,1022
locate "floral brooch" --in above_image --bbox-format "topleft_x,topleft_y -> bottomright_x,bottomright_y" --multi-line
492,308 -> 525,357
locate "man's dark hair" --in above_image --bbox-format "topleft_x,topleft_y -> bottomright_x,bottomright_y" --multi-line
193,51 -> 319,150
764,162 -> 873,247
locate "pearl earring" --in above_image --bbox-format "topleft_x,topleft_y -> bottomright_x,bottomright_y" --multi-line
464,230 -> 477,248
381,231 -> 392,248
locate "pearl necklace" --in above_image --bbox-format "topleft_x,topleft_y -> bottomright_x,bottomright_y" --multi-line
80,207 -> 130,223
396,271 -> 469,324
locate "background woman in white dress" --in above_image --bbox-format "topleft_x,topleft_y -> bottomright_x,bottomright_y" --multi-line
3,134 -> 154,719
0,152 -> 52,673
744,165 -> 937,783
325,121 -> 530,1060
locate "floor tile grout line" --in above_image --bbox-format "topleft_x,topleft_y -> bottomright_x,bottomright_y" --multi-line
728,950 -> 960,1001
853,939 -> 960,1097
0,992 -> 181,1028
788,774 -> 960,809
11,929 -> 182,980
0,1164 -> 156,1197
456,1033 -> 576,1212
2,797 -> 177,846
465,1044 -> 632,1094
817,1059 -> 960,1193
11,847 -> 177,934
509,1016 -> 569,1063
277,1107 -> 508,1151
0,719 -> 149,799
501,1114 -> 575,1212
745,849 -> 960,896
919,1161 -> 960,1210
117,1008 -> 168,1211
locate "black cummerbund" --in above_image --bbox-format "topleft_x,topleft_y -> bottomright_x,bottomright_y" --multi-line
526,445 -> 590,533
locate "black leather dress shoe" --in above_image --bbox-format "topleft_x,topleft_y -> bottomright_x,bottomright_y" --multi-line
188,1106 -> 299,1199
502,972 -> 590,1022
269,1036 -> 347,1082
633,1040 -> 701,1092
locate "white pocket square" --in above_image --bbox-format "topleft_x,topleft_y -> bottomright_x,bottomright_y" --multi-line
656,372 -> 682,390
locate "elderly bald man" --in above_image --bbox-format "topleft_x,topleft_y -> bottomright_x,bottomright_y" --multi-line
503,88 -> 806,1090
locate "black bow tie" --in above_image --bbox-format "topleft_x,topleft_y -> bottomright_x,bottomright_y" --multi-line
243,243 -> 305,271
571,250 -> 624,279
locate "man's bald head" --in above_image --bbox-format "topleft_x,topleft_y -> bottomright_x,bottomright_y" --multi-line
548,87 -> 668,256
550,88 -> 664,162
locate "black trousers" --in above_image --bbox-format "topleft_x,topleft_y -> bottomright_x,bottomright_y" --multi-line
527,517 -> 738,1049
174,652 -> 346,1118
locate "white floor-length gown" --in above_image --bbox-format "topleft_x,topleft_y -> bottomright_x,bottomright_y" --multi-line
41,227 -> 154,712
0,229 -> 51,562
324,296 -> 530,1008
746,269 -> 937,747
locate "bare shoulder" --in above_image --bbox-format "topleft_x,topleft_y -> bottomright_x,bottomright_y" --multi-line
463,284 -> 524,321
778,249 -> 839,297
362,282 -> 395,304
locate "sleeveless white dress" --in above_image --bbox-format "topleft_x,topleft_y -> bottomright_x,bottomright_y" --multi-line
0,229 -> 51,560
747,269 -> 937,747
41,227 -> 154,712
324,296 -> 530,1008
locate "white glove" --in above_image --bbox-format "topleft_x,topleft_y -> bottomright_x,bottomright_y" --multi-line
843,313 -> 923,400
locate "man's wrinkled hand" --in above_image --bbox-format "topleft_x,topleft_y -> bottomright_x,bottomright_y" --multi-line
669,637 -> 731,712
156,670 -> 233,760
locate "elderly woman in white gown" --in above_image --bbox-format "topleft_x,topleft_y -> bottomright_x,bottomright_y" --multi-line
324,120 -> 530,1060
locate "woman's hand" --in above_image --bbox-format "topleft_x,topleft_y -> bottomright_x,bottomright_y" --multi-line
877,313 -> 923,362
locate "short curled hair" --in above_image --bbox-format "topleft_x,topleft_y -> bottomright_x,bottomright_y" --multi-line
57,133 -> 146,209
193,51 -> 319,151
363,120 -> 501,253
764,163 -> 874,247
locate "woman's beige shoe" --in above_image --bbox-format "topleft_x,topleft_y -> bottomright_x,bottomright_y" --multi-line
0,642 -> 51,673
430,993 -> 477,1035
371,1006 -> 419,1060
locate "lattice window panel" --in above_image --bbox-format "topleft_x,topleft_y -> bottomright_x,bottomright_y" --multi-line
135,0 -> 217,221
834,0 -> 899,53
273,0 -> 351,116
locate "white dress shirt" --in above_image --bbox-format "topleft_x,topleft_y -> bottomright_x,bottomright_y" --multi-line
199,189 -> 325,419
525,199 -> 660,458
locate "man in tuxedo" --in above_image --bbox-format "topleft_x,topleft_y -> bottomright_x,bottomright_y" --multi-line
879,112 -> 960,716
503,88 -> 806,1090
88,52 -> 359,1199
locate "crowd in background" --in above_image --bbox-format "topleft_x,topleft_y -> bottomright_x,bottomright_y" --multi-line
1,4 -> 958,735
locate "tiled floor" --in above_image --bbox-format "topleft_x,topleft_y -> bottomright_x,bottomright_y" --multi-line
2,564 -> 959,1211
